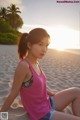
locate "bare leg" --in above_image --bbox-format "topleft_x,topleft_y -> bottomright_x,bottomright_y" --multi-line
53,87 -> 80,116
50,111 -> 80,120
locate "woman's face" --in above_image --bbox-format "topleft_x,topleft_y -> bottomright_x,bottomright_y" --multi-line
28,37 -> 50,59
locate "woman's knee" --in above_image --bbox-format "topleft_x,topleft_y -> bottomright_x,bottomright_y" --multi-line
71,87 -> 80,97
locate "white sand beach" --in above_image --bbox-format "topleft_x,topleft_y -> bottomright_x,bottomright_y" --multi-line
0,45 -> 80,120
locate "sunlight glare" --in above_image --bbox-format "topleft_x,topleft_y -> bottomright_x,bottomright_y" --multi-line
47,25 -> 79,50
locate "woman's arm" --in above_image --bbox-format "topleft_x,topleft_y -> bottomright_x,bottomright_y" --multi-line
0,61 -> 28,112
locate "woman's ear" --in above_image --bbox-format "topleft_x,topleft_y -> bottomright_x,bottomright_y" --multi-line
27,42 -> 31,49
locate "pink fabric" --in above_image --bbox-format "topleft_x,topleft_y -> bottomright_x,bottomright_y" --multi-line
20,60 -> 51,120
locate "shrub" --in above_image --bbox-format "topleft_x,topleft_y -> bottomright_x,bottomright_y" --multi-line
0,33 -> 18,44
0,19 -> 13,33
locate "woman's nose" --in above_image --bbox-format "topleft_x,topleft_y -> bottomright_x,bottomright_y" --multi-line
42,46 -> 47,52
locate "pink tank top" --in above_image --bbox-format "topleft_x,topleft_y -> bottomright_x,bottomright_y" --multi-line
20,60 -> 51,120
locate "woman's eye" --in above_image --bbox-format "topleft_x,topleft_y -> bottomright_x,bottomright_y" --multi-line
38,43 -> 49,47
39,43 -> 43,46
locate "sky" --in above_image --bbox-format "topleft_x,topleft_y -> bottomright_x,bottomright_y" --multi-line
0,0 -> 80,49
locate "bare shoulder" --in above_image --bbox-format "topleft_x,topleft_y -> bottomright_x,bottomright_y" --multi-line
14,60 -> 29,77
19,60 -> 29,68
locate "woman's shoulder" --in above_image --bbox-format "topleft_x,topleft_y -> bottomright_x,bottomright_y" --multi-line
17,59 -> 29,72
19,59 -> 29,67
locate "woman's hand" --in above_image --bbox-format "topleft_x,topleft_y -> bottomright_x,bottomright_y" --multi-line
47,87 -> 58,96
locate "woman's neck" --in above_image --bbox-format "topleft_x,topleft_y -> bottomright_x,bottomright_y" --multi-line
26,55 -> 38,64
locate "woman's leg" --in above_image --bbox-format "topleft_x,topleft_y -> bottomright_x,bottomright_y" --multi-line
50,111 -> 80,120
53,87 -> 80,116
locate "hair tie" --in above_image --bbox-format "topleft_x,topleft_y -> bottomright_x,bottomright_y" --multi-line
25,33 -> 29,42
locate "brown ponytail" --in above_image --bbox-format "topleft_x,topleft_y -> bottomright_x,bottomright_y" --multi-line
18,33 -> 28,60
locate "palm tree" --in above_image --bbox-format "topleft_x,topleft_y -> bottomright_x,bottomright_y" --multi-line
0,7 -> 7,20
7,4 -> 21,15
7,13 -> 23,29
7,4 -> 23,29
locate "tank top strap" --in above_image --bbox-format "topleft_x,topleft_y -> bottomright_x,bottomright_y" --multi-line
24,59 -> 37,72
23,59 -> 32,69
24,59 -> 30,65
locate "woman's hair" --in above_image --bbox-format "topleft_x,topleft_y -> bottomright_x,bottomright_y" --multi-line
18,28 -> 50,60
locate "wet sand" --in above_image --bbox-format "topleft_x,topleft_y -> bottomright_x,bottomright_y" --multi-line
0,45 -> 80,120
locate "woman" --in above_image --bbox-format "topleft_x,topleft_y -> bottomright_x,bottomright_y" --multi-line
0,28 -> 80,120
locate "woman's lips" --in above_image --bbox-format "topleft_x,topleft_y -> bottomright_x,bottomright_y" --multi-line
40,53 -> 45,56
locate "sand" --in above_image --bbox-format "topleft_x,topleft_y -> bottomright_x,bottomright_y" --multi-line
0,45 -> 80,120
